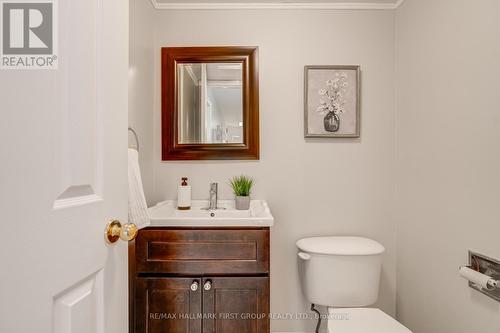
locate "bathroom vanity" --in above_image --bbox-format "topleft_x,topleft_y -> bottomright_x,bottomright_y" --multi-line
129,200 -> 273,333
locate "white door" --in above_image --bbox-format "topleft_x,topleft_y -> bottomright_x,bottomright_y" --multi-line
0,0 -> 129,332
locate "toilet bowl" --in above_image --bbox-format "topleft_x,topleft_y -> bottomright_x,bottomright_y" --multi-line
328,308 -> 411,333
296,236 -> 412,333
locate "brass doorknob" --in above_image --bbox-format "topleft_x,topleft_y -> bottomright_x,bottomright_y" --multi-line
105,220 -> 138,244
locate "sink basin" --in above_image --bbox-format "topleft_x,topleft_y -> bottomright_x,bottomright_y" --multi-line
148,200 -> 274,227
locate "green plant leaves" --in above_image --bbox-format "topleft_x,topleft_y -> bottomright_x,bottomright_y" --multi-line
229,175 -> 253,197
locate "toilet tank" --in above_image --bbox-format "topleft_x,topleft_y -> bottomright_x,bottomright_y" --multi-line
296,237 -> 385,307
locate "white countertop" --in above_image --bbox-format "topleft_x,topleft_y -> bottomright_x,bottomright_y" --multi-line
147,199 -> 274,227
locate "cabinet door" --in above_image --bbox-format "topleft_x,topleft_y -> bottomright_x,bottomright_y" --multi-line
202,277 -> 270,333
135,278 -> 202,333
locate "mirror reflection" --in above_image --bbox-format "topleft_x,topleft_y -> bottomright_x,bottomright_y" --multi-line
177,63 -> 243,144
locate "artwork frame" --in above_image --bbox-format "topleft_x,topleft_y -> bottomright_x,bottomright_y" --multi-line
304,65 -> 361,138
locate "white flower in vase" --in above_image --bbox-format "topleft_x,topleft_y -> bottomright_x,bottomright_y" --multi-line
316,73 -> 350,132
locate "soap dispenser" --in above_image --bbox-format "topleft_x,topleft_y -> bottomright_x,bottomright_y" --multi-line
177,177 -> 191,210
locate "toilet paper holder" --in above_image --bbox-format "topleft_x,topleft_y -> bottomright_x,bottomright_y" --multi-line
459,251 -> 500,302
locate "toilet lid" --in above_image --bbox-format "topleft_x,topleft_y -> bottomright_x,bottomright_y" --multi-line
296,237 -> 385,256
328,308 -> 412,333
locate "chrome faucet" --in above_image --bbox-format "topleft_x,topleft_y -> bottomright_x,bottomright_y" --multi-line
208,182 -> 218,210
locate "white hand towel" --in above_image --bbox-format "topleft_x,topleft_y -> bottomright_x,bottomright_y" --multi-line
128,148 -> 150,229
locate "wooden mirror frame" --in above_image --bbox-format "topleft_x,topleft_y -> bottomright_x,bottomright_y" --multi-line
161,46 -> 259,160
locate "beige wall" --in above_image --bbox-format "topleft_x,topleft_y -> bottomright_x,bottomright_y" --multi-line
395,0 -> 500,332
150,9 -> 397,332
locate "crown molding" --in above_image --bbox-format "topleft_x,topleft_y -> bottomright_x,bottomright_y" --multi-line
394,0 -> 405,9
150,0 -> 406,10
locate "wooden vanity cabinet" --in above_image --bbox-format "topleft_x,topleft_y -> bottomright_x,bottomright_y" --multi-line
130,227 -> 270,333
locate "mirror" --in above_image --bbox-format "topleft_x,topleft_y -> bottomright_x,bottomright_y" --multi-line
177,63 -> 243,144
162,47 -> 259,160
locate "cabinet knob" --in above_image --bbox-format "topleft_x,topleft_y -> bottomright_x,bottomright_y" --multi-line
105,220 -> 138,244
204,280 -> 212,291
190,280 -> 199,292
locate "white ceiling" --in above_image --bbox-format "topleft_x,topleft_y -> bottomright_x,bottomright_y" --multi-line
152,0 -> 404,10
206,63 -> 242,82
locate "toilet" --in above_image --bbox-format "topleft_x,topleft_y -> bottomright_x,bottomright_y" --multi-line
296,236 -> 412,333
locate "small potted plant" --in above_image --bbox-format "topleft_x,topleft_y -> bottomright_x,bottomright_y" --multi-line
229,175 -> 253,210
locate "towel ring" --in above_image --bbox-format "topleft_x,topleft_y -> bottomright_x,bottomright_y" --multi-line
128,127 -> 139,152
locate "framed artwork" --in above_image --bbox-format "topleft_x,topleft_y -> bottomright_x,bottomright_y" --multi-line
304,65 -> 360,138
